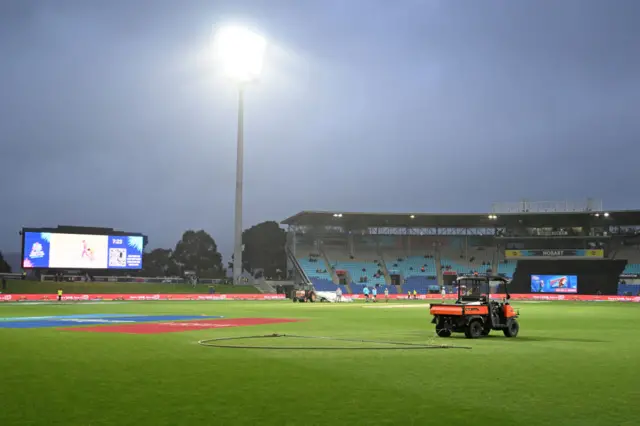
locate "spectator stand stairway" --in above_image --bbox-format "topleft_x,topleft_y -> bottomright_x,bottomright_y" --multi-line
435,249 -> 443,286
288,249 -> 336,292
319,247 -> 348,293
380,252 -> 402,293
377,253 -> 393,286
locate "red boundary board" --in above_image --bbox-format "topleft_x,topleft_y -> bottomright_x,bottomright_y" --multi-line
61,318 -> 302,334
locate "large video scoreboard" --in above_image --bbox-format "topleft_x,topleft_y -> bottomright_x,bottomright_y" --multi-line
22,231 -> 144,270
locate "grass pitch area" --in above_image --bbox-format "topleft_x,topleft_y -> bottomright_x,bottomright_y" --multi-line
1,300 -> 638,426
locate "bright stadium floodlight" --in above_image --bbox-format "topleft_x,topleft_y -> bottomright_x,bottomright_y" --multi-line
211,25 -> 267,286
213,25 -> 267,83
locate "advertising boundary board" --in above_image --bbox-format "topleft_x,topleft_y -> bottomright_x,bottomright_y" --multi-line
0,294 -> 639,302
0,294 -> 286,302
347,294 -> 640,302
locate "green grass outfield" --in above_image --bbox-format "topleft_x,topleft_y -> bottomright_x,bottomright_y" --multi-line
0,300 -> 638,426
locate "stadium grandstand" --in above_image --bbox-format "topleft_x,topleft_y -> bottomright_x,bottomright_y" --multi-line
282,199 -> 640,297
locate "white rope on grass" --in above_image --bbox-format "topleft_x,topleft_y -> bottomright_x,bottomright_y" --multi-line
197,333 -> 472,350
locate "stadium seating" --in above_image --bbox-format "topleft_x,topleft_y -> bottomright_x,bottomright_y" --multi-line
296,236 -> 640,294
386,255 -> 436,278
327,256 -> 387,287
438,239 -> 496,275
297,257 -> 333,281
498,261 -> 517,278
614,247 -> 640,274
439,258 -> 469,275
310,278 -> 338,291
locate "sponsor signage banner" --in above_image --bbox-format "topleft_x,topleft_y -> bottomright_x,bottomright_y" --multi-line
0,294 -> 286,302
1,293 -> 637,303
348,293 -> 640,302
505,249 -> 604,259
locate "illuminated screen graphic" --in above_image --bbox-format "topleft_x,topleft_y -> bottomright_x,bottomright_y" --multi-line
22,232 -> 143,270
530,275 -> 578,293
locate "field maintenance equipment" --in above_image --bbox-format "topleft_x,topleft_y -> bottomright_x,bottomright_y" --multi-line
292,285 -> 317,302
429,275 -> 519,339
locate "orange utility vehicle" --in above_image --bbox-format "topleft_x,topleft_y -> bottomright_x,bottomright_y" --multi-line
430,275 -> 519,339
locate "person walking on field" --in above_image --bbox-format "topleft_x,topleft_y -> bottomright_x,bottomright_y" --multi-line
384,287 -> 389,303
57,288 -> 63,302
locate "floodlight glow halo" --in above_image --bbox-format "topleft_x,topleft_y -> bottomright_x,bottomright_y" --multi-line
212,25 -> 267,83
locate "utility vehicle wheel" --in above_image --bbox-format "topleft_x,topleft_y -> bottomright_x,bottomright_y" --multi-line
503,319 -> 519,338
465,319 -> 484,339
435,327 -> 451,338
482,322 -> 492,336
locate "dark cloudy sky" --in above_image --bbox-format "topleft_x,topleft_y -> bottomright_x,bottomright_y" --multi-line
1,0 -> 639,257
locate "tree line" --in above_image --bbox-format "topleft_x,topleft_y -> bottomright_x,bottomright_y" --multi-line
142,220 -> 286,279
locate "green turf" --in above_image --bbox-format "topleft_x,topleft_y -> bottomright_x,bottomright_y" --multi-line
1,280 -> 259,294
0,300 -> 638,426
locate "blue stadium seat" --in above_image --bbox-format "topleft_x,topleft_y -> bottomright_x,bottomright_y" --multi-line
623,264 -> 640,274
386,256 -> 436,279
498,261 -> 517,278
330,260 -> 386,287
298,258 -> 333,281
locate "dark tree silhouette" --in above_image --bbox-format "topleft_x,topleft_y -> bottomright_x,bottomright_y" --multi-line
0,251 -> 11,273
142,248 -> 179,276
242,221 -> 286,279
173,230 -> 223,278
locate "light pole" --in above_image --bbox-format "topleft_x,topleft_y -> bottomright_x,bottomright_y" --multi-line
212,25 -> 267,285
234,85 -> 245,286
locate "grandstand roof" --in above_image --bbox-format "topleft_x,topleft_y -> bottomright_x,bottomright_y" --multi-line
281,210 -> 640,228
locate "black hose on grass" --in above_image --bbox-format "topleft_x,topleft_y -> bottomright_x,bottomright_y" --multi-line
198,333 -> 472,350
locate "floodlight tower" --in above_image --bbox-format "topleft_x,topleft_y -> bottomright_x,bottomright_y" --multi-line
212,25 -> 267,285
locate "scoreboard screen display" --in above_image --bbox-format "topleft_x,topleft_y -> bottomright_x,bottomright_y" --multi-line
530,275 -> 578,293
22,232 -> 143,270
